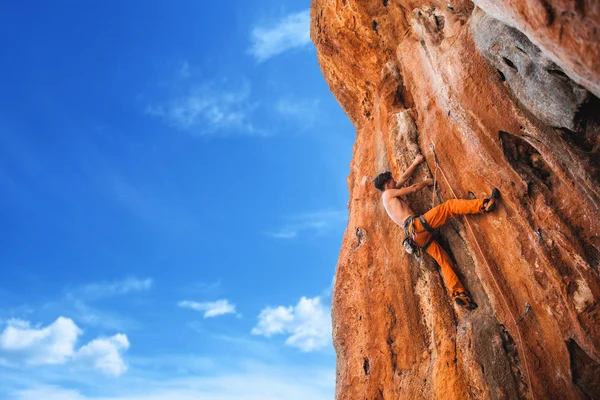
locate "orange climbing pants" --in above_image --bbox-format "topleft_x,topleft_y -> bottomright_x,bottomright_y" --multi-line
412,199 -> 485,295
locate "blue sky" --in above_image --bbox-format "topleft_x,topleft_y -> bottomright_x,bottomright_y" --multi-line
0,1 -> 353,399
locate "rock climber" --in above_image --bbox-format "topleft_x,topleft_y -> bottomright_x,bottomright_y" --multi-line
373,154 -> 500,310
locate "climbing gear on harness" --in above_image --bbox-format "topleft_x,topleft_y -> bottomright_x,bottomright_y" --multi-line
404,215 -> 434,237
483,188 -> 500,212
429,142 -> 535,399
403,215 -> 416,237
402,215 -> 435,257
419,215 -> 434,233
453,290 -> 478,310
402,216 -> 417,257
402,217 -> 422,259
516,302 -> 532,325
402,237 -> 418,255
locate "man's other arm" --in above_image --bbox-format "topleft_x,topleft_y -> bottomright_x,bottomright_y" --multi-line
387,179 -> 433,197
395,154 -> 425,188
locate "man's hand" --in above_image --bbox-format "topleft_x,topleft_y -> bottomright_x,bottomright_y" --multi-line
424,178 -> 434,186
414,154 -> 425,164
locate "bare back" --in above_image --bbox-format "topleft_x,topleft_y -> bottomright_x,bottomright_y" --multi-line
382,192 -> 415,227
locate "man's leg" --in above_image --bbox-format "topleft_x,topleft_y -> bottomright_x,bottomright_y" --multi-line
413,221 -> 478,310
423,199 -> 485,229
424,239 -> 464,295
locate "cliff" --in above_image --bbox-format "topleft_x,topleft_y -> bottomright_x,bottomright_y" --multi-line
310,1 -> 600,399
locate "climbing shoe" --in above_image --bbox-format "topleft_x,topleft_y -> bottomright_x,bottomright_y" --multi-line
483,188 -> 500,213
453,291 -> 478,311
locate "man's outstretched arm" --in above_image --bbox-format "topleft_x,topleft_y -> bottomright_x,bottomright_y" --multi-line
395,154 -> 425,188
387,179 -> 433,198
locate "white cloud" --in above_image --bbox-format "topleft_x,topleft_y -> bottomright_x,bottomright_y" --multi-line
0,317 -> 80,365
252,296 -> 331,352
178,300 -> 237,318
252,307 -> 294,337
266,209 -> 347,239
0,317 -> 129,376
73,277 -> 153,300
74,334 -> 130,377
249,10 -> 312,62
147,81 -> 260,135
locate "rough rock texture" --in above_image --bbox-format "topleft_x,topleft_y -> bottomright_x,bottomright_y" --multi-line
471,8 -> 589,131
310,1 -> 600,399
472,0 -> 600,98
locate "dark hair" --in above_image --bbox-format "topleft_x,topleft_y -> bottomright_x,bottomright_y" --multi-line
373,171 -> 393,192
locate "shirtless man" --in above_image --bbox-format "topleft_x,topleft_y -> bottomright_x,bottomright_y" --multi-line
373,154 -> 499,310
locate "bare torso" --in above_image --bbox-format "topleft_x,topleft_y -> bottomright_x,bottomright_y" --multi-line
382,192 -> 415,226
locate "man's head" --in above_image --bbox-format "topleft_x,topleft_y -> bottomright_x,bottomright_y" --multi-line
373,171 -> 394,192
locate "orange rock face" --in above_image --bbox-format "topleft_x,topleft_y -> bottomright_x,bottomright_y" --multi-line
310,1 -> 600,399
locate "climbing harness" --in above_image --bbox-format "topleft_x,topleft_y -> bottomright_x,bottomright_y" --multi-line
429,142 -> 535,399
402,215 -> 435,259
402,216 -> 419,257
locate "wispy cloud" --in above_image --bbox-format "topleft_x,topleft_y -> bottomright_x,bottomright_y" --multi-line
147,62 -> 325,135
147,79 -> 261,135
59,278 -> 152,332
266,209 -> 347,239
70,277 -> 153,300
42,297 -> 139,333
7,362 -> 334,400
182,281 -> 222,295
268,230 -> 299,239
275,97 -> 321,127
12,386 -> 85,400
275,98 -> 320,118
0,317 -> 129,377
178,61 -> 190,79
249,10 -> 312,62
177,300 -> 237,319
252,296 -> 331,352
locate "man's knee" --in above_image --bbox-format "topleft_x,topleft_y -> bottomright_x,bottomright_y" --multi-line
437,200 -> 456,217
